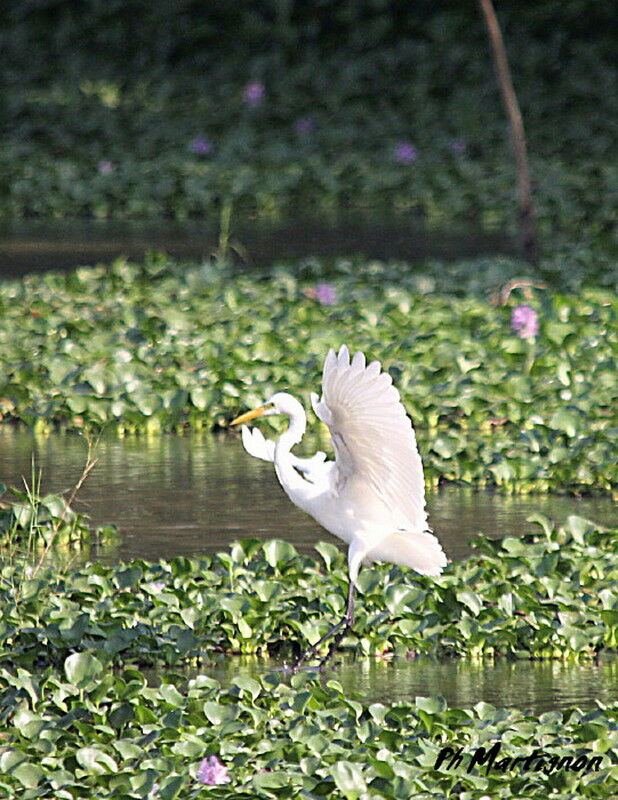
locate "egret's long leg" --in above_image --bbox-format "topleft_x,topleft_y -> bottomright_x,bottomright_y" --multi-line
294,580 -> 356,669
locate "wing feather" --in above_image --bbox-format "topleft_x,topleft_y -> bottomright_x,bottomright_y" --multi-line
240,425 -> 331,485
314,345 -> 428,532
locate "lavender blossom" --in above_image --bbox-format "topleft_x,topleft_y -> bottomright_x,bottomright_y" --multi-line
244,81 -> 265,107
98,160 -> 114,174
189,136 -> 213,155
393,141 -> 417,164
196,755 -> 231,785
309,283 -> 337,306
511,305 -> 539,339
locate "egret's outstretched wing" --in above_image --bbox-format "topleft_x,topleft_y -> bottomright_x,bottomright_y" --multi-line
240,425 -> 276,462
311,345 -> 427,533
240,425 -> 332,485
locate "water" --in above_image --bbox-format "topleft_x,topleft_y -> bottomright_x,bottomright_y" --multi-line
1,428 -> 616,713
0,429 -> 614,565
207,655 -> 618,714
0,217 -> 513,277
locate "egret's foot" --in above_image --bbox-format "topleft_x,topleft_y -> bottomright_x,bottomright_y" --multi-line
291,655 -> 340,672
293,624 -> 351,670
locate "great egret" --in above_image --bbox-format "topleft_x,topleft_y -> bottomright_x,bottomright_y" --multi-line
230,345 -> 446,666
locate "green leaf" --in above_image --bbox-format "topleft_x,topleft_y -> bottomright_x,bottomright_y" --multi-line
231,675 -> 262,700
160,683 -> 185,706
457,590 -> 482,616
64,653 -> 103,687
384,584 -> 420,614
415,696 -> 447,714
12,762 -> 44,789
203,701 -> 238,725
330,761 -> 367,799
190,387 -> 209,410
262,539 -> 298,567
75,747 -> 118,775
549,409 -> 580,437
252,772 -> 294,790
566,515 -> 596,543
314,541 -> 342,571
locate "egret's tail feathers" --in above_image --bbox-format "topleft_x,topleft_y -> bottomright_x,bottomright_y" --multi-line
367,530 -> 447,577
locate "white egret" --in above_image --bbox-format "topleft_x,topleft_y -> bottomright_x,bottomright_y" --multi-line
230,345 -> 446,666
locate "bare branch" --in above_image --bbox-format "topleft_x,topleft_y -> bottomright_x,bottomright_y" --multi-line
478,0 -> 539,264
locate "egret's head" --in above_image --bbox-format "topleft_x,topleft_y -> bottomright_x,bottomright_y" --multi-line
229,392 -> 304,427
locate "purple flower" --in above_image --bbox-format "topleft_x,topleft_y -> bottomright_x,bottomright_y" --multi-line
196,755 -> 231,785
244,81 -> 265,107
313,283 -> 337,306
294,116 -> 314,136
449,138 -> 467,154
189,136 -> 213,156
511,305 -> 539,339
393,141 -> 417,164
98,160 -> 114,174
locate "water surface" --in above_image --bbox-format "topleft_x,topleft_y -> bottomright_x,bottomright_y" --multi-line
1,428 -> 616,713
207,655 -> 618,714
0,429 -> 614,565
0,216 -> 512,277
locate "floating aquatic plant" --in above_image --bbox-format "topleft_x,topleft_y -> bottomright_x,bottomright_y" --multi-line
0,258 -> 614,496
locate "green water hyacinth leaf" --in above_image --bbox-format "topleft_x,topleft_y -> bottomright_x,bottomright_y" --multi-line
253,771 -> 299,790
0,258 -> 615,496
203,701 -> 238,725
0,750 -> 44,790
416,696 -> 448,714
75,747 -> 118,775
384,584 -> 420,614
64,652 -> 104,687
550,408 -> 581,437
232,675 -> 262,700
566,515 -> 598,543
190,386 -> 209,410
314,541 -> 343,571
330,761 -> 368,799
6,761 -> 44,789
262,539 -> 298,568
12,708 -> 46,740
160,683 -> 185,706
457,590 -> 483,616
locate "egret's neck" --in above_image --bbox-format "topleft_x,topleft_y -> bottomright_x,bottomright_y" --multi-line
275,407 -> 306,457
273,406 -> 311,498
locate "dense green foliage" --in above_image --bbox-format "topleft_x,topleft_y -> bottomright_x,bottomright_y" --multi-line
1,258 -> 615,495
1,2 -> 616,230
1,512 -> 617,797
1,5 -> 615,795
1,514 -> 616,667
1,666 -> 616,798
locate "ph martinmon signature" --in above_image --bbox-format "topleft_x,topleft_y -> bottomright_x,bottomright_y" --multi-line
434,742 -> 604,776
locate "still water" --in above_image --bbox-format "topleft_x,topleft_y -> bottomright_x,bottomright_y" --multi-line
207,655 -> 618,714
0,217 -> 512,277
1,428 -> 616,713
0,428 -> 615,565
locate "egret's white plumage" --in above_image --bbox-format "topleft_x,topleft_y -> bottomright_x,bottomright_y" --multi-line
230,345 -> 446,665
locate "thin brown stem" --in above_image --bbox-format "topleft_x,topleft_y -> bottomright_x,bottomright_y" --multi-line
478,0 -> 539,264
30,439 -> 98,579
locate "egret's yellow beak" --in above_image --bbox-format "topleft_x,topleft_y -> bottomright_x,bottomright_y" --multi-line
229,405 -> 269,426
